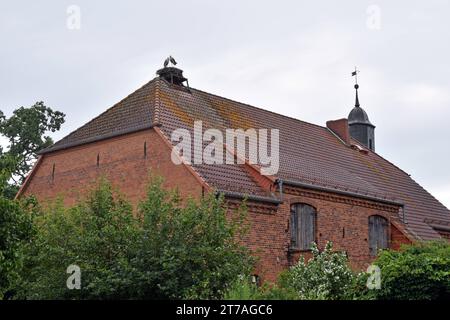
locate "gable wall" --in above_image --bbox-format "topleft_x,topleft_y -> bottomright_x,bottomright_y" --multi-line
21,128 -> 203,206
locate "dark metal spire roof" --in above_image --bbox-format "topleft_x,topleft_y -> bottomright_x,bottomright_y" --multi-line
348,83 -> 374,127
354,84 -> 360,107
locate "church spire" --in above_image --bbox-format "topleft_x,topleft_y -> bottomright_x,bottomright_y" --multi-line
351,67 -> 360,108
354,84 -> 360,107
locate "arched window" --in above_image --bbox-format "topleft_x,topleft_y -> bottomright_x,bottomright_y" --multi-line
368,215 -> 389,256
290,204 -> 316,250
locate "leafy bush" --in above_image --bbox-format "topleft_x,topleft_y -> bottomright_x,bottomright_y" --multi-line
224,241 -> 450,301
223,277 -> 297,300
223,278 -> 263,300
0,196 -> 34,299
280,242 -> 358,300
361,241 -> 450,300
223,241 -> 359,300
18,180 -> 139,299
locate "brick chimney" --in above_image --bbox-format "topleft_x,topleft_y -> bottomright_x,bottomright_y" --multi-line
326,118 -> 351,145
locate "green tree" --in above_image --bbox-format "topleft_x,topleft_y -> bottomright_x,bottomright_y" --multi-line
19,180 -> 139,299
0,101 -> 65,196
0,153 -> 21,199
124,177 -> 254,299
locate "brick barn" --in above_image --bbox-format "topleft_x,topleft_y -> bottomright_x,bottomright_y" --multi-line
17,62 -> 450,282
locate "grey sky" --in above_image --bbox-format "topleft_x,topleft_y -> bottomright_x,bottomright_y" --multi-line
1,0 -> 449,207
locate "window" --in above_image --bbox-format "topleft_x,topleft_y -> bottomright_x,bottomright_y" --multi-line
368,215 -> 389,256
290,203 -> 316,250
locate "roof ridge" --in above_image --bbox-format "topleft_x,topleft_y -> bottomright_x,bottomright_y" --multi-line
153,78 -> 162,125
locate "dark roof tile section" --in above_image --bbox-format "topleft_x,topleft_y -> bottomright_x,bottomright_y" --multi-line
42,77 -> 450,240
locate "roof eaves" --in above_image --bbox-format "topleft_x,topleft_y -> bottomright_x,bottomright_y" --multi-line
216,189 -> 282,205
281,179 -> 404,207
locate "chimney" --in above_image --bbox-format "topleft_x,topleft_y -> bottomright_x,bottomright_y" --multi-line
326,118 -> 351,145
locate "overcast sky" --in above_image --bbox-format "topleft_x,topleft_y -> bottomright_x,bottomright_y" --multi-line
1,0 -> 449,207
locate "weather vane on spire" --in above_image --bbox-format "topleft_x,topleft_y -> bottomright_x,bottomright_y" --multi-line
351,67 -> 360,107
163,55 -> 177,68
351,66 -> 360,86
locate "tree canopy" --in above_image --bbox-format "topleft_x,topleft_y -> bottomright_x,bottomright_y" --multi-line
0,101 -> 65,198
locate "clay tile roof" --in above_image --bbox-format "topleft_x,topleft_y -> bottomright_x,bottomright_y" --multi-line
40,77 -> 450,241
39,79 -> 158,153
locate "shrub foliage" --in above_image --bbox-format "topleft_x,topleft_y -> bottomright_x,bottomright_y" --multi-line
281,242 -> 357,300
0,197 -> 34,298
366,241 -> 450,300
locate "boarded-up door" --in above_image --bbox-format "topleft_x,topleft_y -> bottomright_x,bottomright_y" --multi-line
291,204 -> 316,250
369,215 -> 389,256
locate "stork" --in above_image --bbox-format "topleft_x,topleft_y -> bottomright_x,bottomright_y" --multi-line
163,55 -> 177,67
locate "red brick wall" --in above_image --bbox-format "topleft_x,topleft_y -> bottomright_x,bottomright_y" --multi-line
234,203 -> 289,283
391,224 -> 412,250
21,129 -> 203,206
